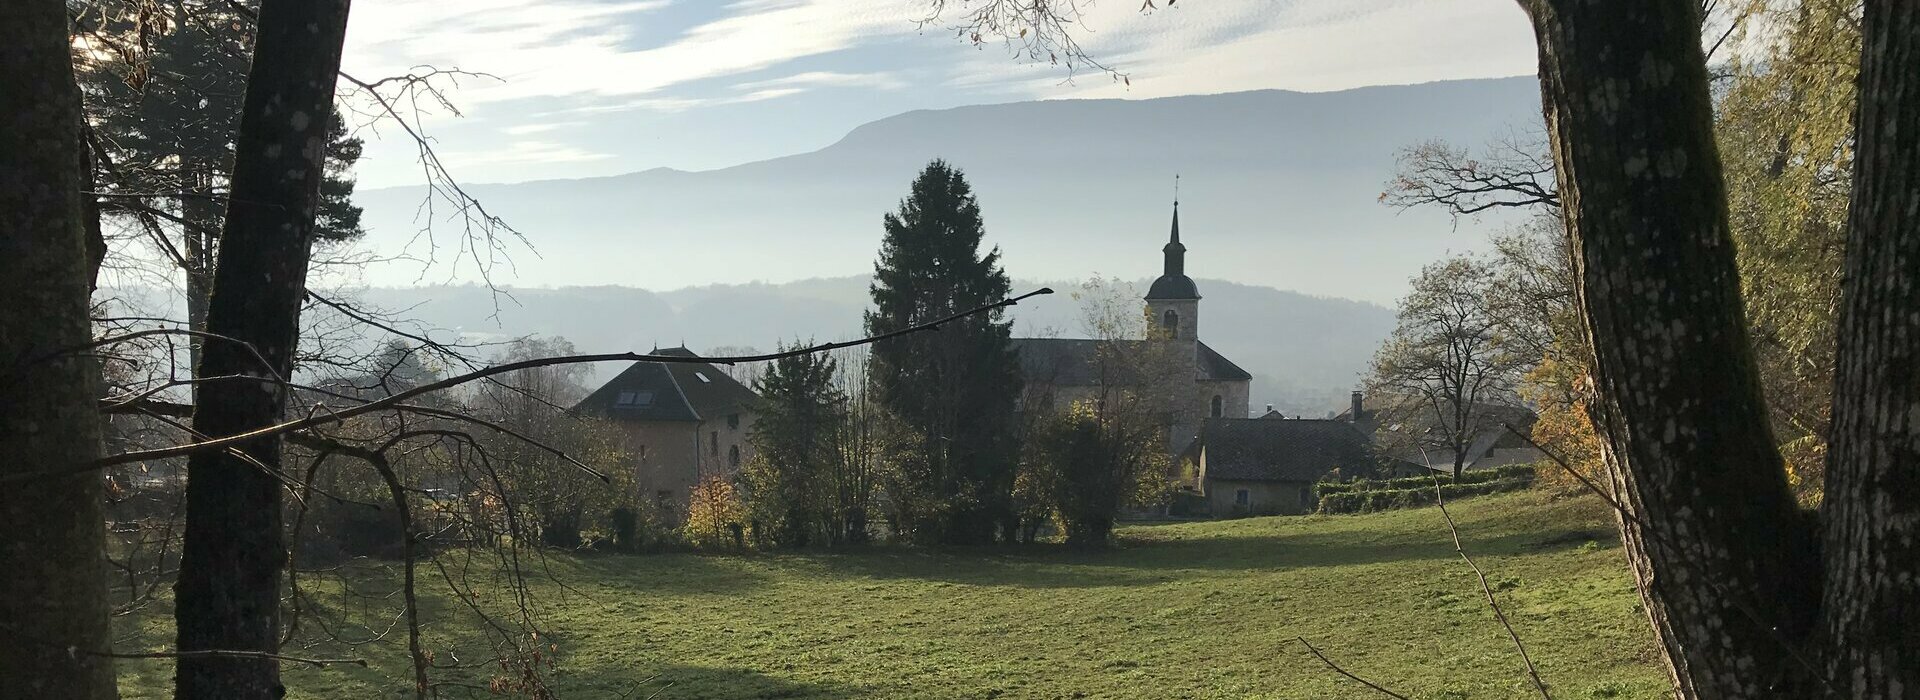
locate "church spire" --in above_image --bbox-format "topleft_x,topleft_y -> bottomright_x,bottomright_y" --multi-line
1145,190 -> 1200,303
1163,200 -> 1186,277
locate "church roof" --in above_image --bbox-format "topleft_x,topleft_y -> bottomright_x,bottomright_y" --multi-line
1146,201 -> 1201,301
1196,418 -> 1376,483
573,347 -> 759,422
1011,338 -> 1252,385
1145,274 -> 1201,301
1196,341 -> 1252,381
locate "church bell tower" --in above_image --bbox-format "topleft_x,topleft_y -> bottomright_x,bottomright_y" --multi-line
1145,200 -> 1200,341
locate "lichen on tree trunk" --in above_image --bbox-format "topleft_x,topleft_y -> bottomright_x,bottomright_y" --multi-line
1517,0 -> 1820,696
0,2 -> 118,698
171,1 -> 352,698
1820,2 -> 1920,696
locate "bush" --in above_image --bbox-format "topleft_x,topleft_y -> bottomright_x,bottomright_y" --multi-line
1315,476 -> 1535,515
1316,465 -> 1536,498
682,475 -> 749,550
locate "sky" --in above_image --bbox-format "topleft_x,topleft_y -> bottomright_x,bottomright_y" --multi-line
337,0 -> 1541,189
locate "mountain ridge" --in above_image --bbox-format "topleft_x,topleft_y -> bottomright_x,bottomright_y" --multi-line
350,76 -> 1542,302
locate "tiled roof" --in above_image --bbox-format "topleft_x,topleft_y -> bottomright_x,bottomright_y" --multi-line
1011,338 -> 1251,385
574,347 -> 758,422
1197,418 -> 1375,482
1339,392 -> 1538,470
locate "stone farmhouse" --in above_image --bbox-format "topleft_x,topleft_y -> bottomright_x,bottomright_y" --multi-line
1187,414 -> 1376,516
574,347 -> 759,521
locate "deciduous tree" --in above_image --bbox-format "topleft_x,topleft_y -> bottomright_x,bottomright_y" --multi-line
172,1 -> 352,696
0,2 -> 117,697
1370,256 -> 1526,477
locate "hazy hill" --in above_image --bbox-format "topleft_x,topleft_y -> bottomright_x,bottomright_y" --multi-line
359,276 -> 1394,416
353,77 -> 1540,304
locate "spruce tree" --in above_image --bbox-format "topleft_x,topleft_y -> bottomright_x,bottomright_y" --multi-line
865,160 -> 1023,545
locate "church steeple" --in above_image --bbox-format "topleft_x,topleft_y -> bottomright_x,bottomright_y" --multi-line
1145,198 -> 1200,303
1145,191 -> 1201,341
1163,201 -> 1186,277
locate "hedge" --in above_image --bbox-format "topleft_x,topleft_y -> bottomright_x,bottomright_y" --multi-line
1315,464 -> 1536,496
1315,477 -> 1535,515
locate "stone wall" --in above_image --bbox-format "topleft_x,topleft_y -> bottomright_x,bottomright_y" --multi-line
616,408 -> 758,523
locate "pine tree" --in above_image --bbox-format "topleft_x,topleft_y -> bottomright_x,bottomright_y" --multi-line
865,160 -> 1023,545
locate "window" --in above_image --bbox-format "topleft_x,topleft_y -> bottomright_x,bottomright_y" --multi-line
1300,487 -> 1314,509
728,445 -> 741,468
637,445 -> 648,462
1211,395 -> 1224,418
727,413 -> 740,430
616,391 -> 654,407
1235,489 -> 1250,506
655,490 -> 672,509
710,431 -> 719,455
1162,309 -> 1178,330
694,371 -> 712,383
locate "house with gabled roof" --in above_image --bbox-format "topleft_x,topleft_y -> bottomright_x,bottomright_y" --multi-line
1335,391 -> 1542,477
1188,418 -> 1376,516
574,347 -> 759,520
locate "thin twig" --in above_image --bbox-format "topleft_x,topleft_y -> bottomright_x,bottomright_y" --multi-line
1296,637 -> 1414,700
1424,464 -> 1552,699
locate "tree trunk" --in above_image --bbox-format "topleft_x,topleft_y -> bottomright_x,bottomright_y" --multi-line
1517,0 -> 1819,697
1820,2 -> 1920,696
182,166 -> 217,373
0,2 -> 118,698
172,2 -> 351,698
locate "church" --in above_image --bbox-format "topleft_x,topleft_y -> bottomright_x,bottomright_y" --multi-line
1012,202 -> 1253,457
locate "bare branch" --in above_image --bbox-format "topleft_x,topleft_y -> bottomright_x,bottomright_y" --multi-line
1296,637 -> 1414,700
62,288 -> 1053,476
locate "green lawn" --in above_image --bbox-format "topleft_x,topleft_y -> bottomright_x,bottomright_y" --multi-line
116,491 -> 1667,699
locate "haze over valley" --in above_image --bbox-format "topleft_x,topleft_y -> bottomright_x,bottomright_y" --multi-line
352,77 -> 1541,307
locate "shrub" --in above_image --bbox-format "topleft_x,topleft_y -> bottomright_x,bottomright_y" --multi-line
683,475 -> 749,550
1315,475 -> 1535,514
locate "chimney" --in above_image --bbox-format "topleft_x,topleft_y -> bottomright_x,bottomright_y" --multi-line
1265,403 -> 1274,414
1350,391 -> 1365,422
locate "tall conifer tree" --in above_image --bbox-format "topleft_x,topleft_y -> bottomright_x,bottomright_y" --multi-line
866,160 -> 1022,545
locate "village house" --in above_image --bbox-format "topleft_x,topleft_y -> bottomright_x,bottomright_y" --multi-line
1335,392 -> 1543,477
1187,416 -> 1376,516
574,347 -> 759,521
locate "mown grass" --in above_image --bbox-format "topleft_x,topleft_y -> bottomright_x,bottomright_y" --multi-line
115,490 -> 1667,699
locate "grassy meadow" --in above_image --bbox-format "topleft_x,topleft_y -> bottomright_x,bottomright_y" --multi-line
115,491 -> 1667,699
